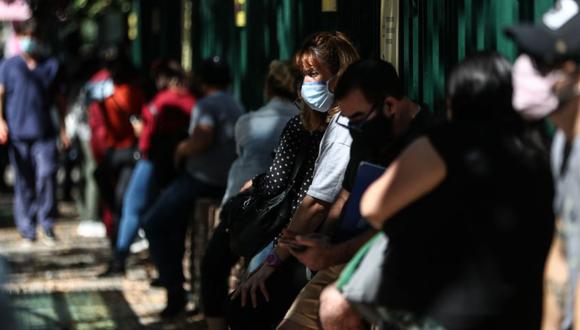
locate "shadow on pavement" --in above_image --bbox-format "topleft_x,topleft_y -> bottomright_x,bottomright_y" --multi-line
11,290 -> 142,330
5,247 -> 110,274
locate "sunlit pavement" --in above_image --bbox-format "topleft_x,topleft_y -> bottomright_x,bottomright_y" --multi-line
0,193 -> 207,330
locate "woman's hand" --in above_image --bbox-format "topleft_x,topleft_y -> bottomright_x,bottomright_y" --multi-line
232,263 -> 275,308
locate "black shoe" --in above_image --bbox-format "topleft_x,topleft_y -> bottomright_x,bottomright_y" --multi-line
160,290 -> 187,319
45,229 -> 56,239
98,261 -> 125,278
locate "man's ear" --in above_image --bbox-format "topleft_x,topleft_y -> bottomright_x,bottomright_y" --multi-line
383,96 -> 399,116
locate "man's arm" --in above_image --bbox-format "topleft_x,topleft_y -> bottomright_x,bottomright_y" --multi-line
542,219 -> 568,330
319,188 -> 350,235
174,124 -> 214,167
274,195 -> 330,260
361,137 -> 446,229
281,228 -> 377,271
325,229 -> 376,264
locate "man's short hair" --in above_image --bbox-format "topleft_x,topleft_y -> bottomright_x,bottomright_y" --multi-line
334,59 -> 403,104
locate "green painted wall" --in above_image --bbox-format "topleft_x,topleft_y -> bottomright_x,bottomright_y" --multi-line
188,0 -> 381,111
401,0 -> 555,115
133,0 -> 556,113
131,0 -> 182,70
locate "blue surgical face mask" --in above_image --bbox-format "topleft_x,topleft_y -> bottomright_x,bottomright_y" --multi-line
300,80 -> 335,113
19,37 -> 39,55
87,78 -> 114,101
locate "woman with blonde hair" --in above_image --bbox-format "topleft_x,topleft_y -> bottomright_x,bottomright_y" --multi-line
223,31 -> 359,330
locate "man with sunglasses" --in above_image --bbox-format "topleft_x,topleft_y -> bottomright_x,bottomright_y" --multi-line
278,59 -> 436,329
506,0 -> 580,328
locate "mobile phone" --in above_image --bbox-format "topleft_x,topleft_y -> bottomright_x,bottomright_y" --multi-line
288,243 -> 307,252
278,238 -> 308,252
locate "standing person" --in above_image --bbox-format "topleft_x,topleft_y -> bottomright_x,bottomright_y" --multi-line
0,18 -> 69,245
356,52 -> 554,329
99,59 -> 195,276
143,56 -> 243,318
227,31 -> 359,330
90,50 -> 144,243
74,57 -> 114,238
505,1 -> 580,328
221,60 -> 299,203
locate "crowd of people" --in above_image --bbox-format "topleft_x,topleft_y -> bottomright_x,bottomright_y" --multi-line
1,0 -> 580,329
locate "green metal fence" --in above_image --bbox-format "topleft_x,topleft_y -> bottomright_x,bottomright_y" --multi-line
133,0 -> 556,113
401,0 -> 555,114
187,0 -> 381,111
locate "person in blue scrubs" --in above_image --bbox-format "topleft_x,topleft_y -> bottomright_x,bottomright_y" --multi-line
0,19 -> 69,244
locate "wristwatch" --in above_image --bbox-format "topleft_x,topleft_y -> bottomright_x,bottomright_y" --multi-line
265,252 -> 283,268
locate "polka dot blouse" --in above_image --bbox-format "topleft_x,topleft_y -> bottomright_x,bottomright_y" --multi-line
253,115 -> 324,214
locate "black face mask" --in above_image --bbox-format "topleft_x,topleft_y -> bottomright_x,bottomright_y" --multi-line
348,107 -> 395,152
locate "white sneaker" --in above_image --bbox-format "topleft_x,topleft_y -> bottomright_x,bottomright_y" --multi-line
19,238 -> 35,249
130,237 -> 149,253
77,220 -> 106,238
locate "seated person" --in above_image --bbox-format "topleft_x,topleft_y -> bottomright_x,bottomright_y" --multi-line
277,59 -> 433,330
143,56 -> 243,318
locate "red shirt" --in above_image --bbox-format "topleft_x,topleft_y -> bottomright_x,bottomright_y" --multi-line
139,88 -> 196,158
88,70 -> 145,162
103,83 -> 144,149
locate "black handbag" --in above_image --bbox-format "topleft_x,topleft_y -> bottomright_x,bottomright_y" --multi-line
221,135 -> 309,258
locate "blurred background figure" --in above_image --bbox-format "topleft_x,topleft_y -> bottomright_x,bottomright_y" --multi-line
72,51 -> 114,239
506,1 -> 580,328
222,59 -> 299,203
354,52 -> 553,329
88,45 -> 144,246
100,59 -> 195,277
202,59 -> 299,330
144,56 -> 243,319
0,18 -> 69,246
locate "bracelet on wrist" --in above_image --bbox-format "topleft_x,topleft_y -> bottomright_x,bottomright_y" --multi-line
265,251 -> 283,268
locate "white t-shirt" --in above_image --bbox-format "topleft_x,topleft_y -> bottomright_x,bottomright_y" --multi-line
307,114 -> 352,203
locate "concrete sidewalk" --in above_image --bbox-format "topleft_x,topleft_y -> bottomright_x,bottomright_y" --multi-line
0,193 -> 207,330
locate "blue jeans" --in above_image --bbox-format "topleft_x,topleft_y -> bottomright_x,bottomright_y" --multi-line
115,160 -> 159,261
9,138 -> 58,240
143,172 -> 224,291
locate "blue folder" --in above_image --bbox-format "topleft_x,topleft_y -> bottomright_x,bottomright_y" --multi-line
334,161 -> 386,242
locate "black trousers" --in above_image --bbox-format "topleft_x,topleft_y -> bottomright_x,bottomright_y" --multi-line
227,257 -> 308,330
200,221 -> 240,317
200,221 -> 308,329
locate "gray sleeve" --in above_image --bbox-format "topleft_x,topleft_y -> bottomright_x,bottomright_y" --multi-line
188,102 -> 215,134
307,141 -> 351,202
307,123 -> 353,203
234,114 -> 249,156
